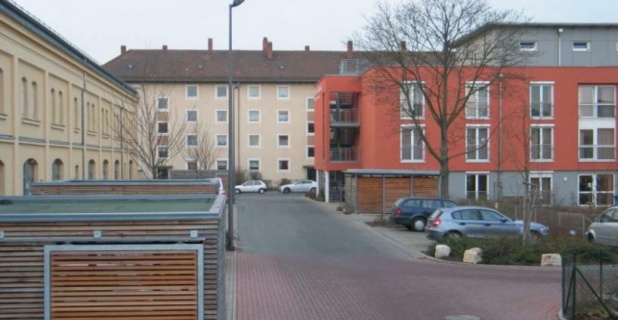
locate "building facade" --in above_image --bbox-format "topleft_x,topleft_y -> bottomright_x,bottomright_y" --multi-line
104,39 -> 354,185
315,24 -> 618,210
0,0 -> 140,196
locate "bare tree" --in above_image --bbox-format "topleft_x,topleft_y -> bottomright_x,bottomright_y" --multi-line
184,119 -> 218,178
114,84 -> 187,179
353,0 -> 528,198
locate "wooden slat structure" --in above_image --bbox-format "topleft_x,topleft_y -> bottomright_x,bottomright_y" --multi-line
30,179 -> 219,196
0,194 -> 226,320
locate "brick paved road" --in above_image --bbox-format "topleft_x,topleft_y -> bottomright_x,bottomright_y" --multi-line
234,193 -> 562,320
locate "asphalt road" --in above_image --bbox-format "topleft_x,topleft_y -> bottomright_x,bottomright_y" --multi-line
234,192 -> 562,320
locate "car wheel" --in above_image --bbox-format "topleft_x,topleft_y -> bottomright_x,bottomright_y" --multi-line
235,189 -> 241,194
445,231 -> 462,241
588,234 -> 596,243
283,188 -> 290,194
410,217 -> 426,232
258,188 -> 265,194
310,187 -> 316,193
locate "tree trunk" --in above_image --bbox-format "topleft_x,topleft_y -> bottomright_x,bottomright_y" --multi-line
439,135 -> 450,199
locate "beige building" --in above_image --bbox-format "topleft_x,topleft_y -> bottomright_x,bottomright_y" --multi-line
104,39 -> 355,185
0,1 -> 139,195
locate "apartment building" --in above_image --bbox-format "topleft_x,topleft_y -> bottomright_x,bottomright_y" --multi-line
0,0 -> 139,196
314,24 -> 618,211
104,39 -> 353,185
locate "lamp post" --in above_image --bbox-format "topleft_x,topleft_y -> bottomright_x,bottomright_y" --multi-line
227,0 -> 244,251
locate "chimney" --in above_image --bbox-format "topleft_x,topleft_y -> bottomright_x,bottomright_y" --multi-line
266,41 -> 273,59
121,45 -> 127,54
400,41 -> 407,52
262,37 -> 269,51
162,45 -> 168,51
208,38 -> 213,51
346,41 -> 353,59
305,45 -> 310,52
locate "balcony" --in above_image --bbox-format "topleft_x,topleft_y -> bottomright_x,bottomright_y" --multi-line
330,109 -> 359,127
339,59 -> 371,75
579,145 -> 615,160
330,147 -> 360,162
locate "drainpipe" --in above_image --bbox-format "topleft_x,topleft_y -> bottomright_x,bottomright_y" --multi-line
557,28 -> 563,66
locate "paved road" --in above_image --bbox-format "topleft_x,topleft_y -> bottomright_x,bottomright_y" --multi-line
234,193 -> 562,320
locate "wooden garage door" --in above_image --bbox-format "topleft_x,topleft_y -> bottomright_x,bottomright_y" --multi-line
385,178 -> 412,210
413,176 -> 439,197
49,248 -> 200,320
356,177 -> 383,213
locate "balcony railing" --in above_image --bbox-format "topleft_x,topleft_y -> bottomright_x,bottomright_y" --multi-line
339,59 -> 371,75
330,147 -> 360,162
579,104 -> 615,118
579,145 -> 615,160
330,109 -> 359,125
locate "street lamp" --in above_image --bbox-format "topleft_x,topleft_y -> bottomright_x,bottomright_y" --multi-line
227,0 -> 244,251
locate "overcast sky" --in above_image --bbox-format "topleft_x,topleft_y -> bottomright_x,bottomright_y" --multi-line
10,0 -> 618,64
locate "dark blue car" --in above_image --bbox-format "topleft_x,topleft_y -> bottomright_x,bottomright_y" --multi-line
389,197 -> 458,232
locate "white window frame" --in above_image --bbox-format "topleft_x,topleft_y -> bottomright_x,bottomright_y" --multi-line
578,173 -> 615,206
247,85 -> 261,99
530,125 -> 554,162
277,134 -> 290,148
157,96 -> 170,111
277,158 -> 290,172
465,125 -> 490,162
465,81 -> 490,119
307,145 -> 315,159
186,85 -> 199,99
248,110 -> 260,124
277,109 -> 290,123
186,159 -> 198,170
216,134 -> 228,148
215,159 -> 228,171
573,41 -> 590,51
215,85 -> 228,99
157,145 -> 169,159
465,172 -> 490,200
186,134 -> 198,147
529,171 -> 553,205
306,121 -> 314,136
400,81 -> 425,119
530,82 -> 554,119
157,121 -> 169,136
186,109 -> 198,122
400,125 -> 425,162
247,158 -> 261,171
578,127 -> 616,161
578,85 -> 615,118
248,134 -> 261,148
277,86 -> 290,100
519,41 -> 538,51
216,109 -> 228,124
306,97 -> 315,111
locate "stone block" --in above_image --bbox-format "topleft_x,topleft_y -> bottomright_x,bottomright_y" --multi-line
463,247 -> 483,264
435,244 -> 451,259
541,253 -> 562,267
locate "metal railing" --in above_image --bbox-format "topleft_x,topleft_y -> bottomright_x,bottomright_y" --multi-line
330,147 -> 360,162
339,59 -> 371,75
579,146 -> 616,160
330,109 -> 360,125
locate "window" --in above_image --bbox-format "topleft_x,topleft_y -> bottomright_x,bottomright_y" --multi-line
530,83 -> 553,118
278,159 -> 290,172
215,85 -> 228,99
216,159 -> 228,171
307,122 -> 314,135
51,89 -> 57,124
530,174 -> 552,205
31,81 -> 38,119
579,174 -> 614,206
278,135 -> 289,147
400,82 -> 424,118
466,127 -> 489,161
248,134 -> 260,147
102,160 -> 109,180
579,128 -> 615,160
157,146 -> 169,159
87,160 -> 96,180
277,110 -> 290,123
307,146 -> 315,158
187,160 -> 198,170
114,160 -> 120,179
519,41 -> 537,51
74,98 -> 79,129
186,110 -> 197,122
306,97 -> 314,111
216,134 -> 228,147
216,110 -> 228,123
21,77 -> 27,117
157,97 -> 169,110
157,122 -> 169,135
248,85 -> 260,99
466,173 -> 488,200
0,68 -> 4,114
573,41 -> 590,51
58,91 -> 64,125
530,126 -> 553,161
277,86 -> 290,99
248,110 -> 260,123
248,159 -> 260,171
465,83 -> 489,119
579,86 -> 615,118
52,159 -> 63,180
186,85 -> 198,99
401,126 -> 424,161
187,134 -> 198,147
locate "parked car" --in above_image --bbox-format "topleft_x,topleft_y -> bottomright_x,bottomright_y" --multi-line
586,206 -> 618,247
279,179 -> 317,194
204,177 -> 225,196
235,180 -> 268,194
426,206 -> 549,240
389,197 -> 458,232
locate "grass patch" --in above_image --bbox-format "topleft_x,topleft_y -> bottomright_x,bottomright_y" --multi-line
428,236 -> 618,265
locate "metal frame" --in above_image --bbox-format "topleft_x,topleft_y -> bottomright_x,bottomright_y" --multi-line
44,244 -> 205,320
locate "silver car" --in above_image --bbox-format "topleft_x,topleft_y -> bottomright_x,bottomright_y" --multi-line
278,180 -> 317,194
426,206 -> 549,240
235,180 -> 268,194
586,206 -> 618,247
